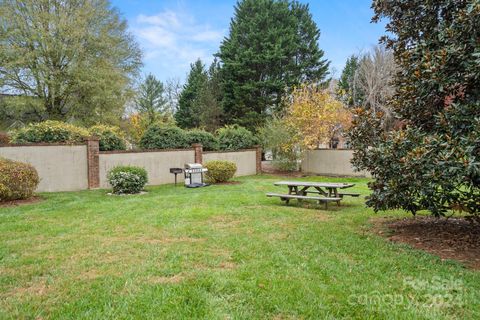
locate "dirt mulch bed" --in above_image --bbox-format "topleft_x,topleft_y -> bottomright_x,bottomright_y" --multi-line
261,161 -> 305,177
211,181 -> 242,185
0,196 -> 43,208
373,216 -> 480,269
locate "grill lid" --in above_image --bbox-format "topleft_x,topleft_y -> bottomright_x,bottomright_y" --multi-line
185,163 -> 203,169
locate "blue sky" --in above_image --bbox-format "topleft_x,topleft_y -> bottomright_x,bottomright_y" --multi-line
111,0 -> 387,83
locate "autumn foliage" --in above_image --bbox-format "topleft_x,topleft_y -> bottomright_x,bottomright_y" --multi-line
259,85 -> 351,171
285,85 -> 351,149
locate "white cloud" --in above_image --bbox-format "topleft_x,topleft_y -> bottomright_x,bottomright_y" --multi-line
137,11 -> 181,29
131,9 -> 225,81
191,30 -> 223,42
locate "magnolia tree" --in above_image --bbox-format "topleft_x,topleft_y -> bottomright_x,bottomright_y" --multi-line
349,0 -> 480,218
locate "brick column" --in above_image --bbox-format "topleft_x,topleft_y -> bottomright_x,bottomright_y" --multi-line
192,143 -> 203,164
86,138 -> 100,189
255,145 -> 262,174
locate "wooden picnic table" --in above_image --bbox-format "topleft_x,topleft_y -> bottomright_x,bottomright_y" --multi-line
273,181 -> 355,198
267,181 -> 358,209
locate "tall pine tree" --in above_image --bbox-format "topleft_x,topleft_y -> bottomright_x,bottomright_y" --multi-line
135,74 -> 168,125
197,59 -> 224,132
175,59 -> 208,128
217,0 -> 329,130
338,55 -> 361,107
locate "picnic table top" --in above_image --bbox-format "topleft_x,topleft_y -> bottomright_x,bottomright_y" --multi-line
274,181 -> 355,189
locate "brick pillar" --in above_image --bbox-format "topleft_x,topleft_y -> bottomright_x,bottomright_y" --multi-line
192,143 -> 203,164
255,145 -> 262,174
86,138 -> 100,189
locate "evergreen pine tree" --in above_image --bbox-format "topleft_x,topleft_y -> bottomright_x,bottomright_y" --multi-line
217,0 -> 329,130
135,74 -> 168,125
197,59 -> 224,132
175,59 -> 208,128
338,55 -> 360,107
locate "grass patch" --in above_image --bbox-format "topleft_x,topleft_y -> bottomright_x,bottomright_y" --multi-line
0,175 -> 479,319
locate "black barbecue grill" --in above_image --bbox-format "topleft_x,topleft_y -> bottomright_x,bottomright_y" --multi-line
169,168 -> 183,186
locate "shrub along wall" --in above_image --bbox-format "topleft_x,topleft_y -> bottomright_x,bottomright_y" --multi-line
0,143 -> 89,192
99,149 -> 195,188
203,149 -> 259,176
9,120 -> 126,152
0,157 -> 39,201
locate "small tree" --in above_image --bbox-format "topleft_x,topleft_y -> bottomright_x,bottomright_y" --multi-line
338,55 -> 360,107
164,77 -> 182,114
285,85 -> 351,150
258,117 -> 300,171
135,74 -> 168,125
352,45 -> 396,129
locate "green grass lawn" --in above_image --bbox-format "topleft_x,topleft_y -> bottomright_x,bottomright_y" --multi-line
1,175 -> 479,319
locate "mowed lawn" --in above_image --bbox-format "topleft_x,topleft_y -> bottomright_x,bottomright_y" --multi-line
1,175 -> 479,319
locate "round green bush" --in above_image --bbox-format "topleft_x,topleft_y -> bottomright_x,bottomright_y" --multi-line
89,125 -> 127,151
204,160 -> 237,183
0,157 -> 40,201
217,125 -> 258,151
11,120 -> 89,144
107,166 -> 148,194
185,129 -> 219,151
139,124 -> 189,149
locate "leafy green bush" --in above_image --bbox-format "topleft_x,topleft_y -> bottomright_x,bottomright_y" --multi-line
204,160 -> 237,183
258,118 -> 300,171
11,120 -> 89,144
185,129 -> 218,151
217,125 -> 257,151
107,166 -> 148,194
0,157 -> 39,201
139,124 -> 189,149
89,125 -> 127,151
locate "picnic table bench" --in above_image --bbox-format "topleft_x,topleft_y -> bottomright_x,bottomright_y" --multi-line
266,181 -> 359,209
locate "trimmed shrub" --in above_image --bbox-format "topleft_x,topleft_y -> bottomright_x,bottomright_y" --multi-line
107,166 -> 148,194
139,124 -> 189,149
217,125 -> 257,151
0,132 -> 10,145
204,160 -> 237,183
0,157 -> 40,201
185,129 -> 219,151
11,120 -> 89,144
89,125 -> 127,151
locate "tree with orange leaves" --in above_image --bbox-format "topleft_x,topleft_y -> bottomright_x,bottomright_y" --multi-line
285,85 -> 351,150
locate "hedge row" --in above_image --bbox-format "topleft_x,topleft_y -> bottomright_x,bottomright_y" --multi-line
8,121 -> 258,152
140,124 -> 257,151
10,121 -> 126,151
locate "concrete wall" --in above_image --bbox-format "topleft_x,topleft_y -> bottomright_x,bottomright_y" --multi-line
0,142 -> 259,192
302,149 -> 370,177
99,150 -> 195,188
0,145 -> 88,192
203,150 -> 257,176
